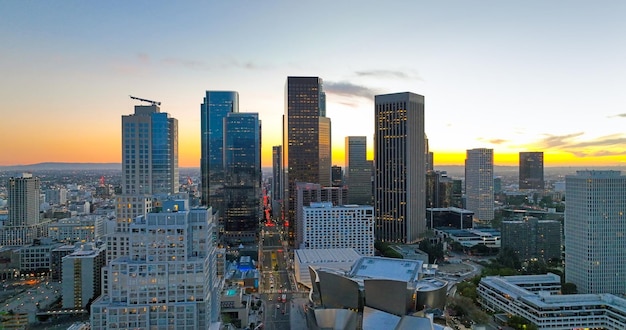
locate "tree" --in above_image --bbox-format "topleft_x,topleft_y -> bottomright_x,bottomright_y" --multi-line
562,282 -> 577,294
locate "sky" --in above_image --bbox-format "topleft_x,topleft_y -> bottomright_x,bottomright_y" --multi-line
2,1 -> 626,168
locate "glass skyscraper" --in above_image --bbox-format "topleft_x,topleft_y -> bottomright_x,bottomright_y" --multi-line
519,151 -> 544,190
374,92 -> 426,244
222,112 -> 261,243
200,91 -> 239,208
345,136 -> 372,205
283,76 -> 330,244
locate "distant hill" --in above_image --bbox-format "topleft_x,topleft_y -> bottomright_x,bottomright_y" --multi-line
0,162 -> 121,171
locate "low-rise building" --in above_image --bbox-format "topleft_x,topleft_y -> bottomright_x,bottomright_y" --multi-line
478,273 -> 626,329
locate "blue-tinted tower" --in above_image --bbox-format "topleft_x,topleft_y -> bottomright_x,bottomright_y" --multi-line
200,91 -> 239,208
223,113 -> 261,243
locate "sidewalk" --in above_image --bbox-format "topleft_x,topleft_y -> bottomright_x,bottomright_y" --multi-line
289,297 -> 309,330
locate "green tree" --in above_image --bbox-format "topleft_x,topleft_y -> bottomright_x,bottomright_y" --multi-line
562,282 -> 577,294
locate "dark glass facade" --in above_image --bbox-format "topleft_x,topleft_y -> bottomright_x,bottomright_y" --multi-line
519,152 -> 544,190
200,91 -> 239,209
374,92 -> 426,244
222,113 -> 261,243
283,76 -> 328,244
345,136 -> 372,205
272,146 -> 282,202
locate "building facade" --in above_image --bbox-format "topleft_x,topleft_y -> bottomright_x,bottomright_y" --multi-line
519,152 -> 544,190
426,170 -> 463,209
565,170 -> 626,295
200,91 -> 239,208
345,136 -> 372,205
501,217 -> 561,262
91,203 -> 222,329
8,173 -> 40,227
108,102 -> 178,262
479,274 -> 626,330
283,76 -> 329,243
294,182 -> 348,248
374,92 -> 426,243
222,112 -> 261,243
465,148 -> 494,223
272,145 -> 282,202
301,202 -> 374,256
62,243 -> 106,309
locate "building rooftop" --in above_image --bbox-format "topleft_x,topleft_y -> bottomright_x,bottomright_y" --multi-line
349,257 -> 422,283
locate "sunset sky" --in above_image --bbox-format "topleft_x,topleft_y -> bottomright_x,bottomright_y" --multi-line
2,1 -> 626,168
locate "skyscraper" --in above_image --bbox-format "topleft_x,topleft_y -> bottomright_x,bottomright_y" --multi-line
374,92 -> 426,243
283,76 -> 329,243
222,112 -> 261,243
345,136 -> 372,205
1,173 -> 47,246
519,152 -> 544,190
109,101 -> 178,262
565,170 -> 626,295
465,148 -> 494,223
272,145 -> 282,202
8,173 -> 40,227
200,91 -> 239,208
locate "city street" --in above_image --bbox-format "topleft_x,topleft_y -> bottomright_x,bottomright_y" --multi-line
258,223 -> 302,330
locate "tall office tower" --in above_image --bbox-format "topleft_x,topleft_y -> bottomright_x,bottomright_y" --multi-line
91,202 -> 222,329
425,134 -> 434,172
345,136 -> 372,205
301,202 -> 375,256
519,152 -> 544,190
426,171 -> 463,209
294,182 -> 348,248
200,91 -> 239,208
0,173 -> 48,246
465,148 -> 494,223
272,145 -> 282,202
331,166 -> 343,186
109,102 -> 178,262
565,170 -> 626,295
374,92 -> 426,244
501,217 -> 561,262
283,76 -> 329,243
222,112 -> 261,243
8,173 -> 40,227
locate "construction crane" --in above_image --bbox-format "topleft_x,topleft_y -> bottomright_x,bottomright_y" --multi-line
129,95 -> 161,106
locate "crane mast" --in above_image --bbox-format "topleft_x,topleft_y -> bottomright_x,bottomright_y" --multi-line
129,95 -> 161,106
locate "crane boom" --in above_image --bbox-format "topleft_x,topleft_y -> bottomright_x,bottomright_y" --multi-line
129,95 -> 161,106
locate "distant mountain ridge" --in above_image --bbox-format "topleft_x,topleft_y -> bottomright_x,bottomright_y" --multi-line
0,162 -> 121,171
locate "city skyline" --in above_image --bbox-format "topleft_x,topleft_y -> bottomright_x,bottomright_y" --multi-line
2,2 -> 626,168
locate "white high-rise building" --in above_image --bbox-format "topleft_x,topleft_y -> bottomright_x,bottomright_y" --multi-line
91,201 -> 222,329
374,92 -> 426,243
107,102 -> 178,262
465,148 -> 494,223
302,202 -> 374,255
565,170 -> 626,295
8,173 -> 40,227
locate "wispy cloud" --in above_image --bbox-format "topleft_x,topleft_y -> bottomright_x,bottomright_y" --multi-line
356,70 -> 407,79
162,57 -> 209,70
610,113 -> 626,118
535,132 -> 585,149
530,132 -> 626,157
488,139 -> 507,145
325,81 -> 381,100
